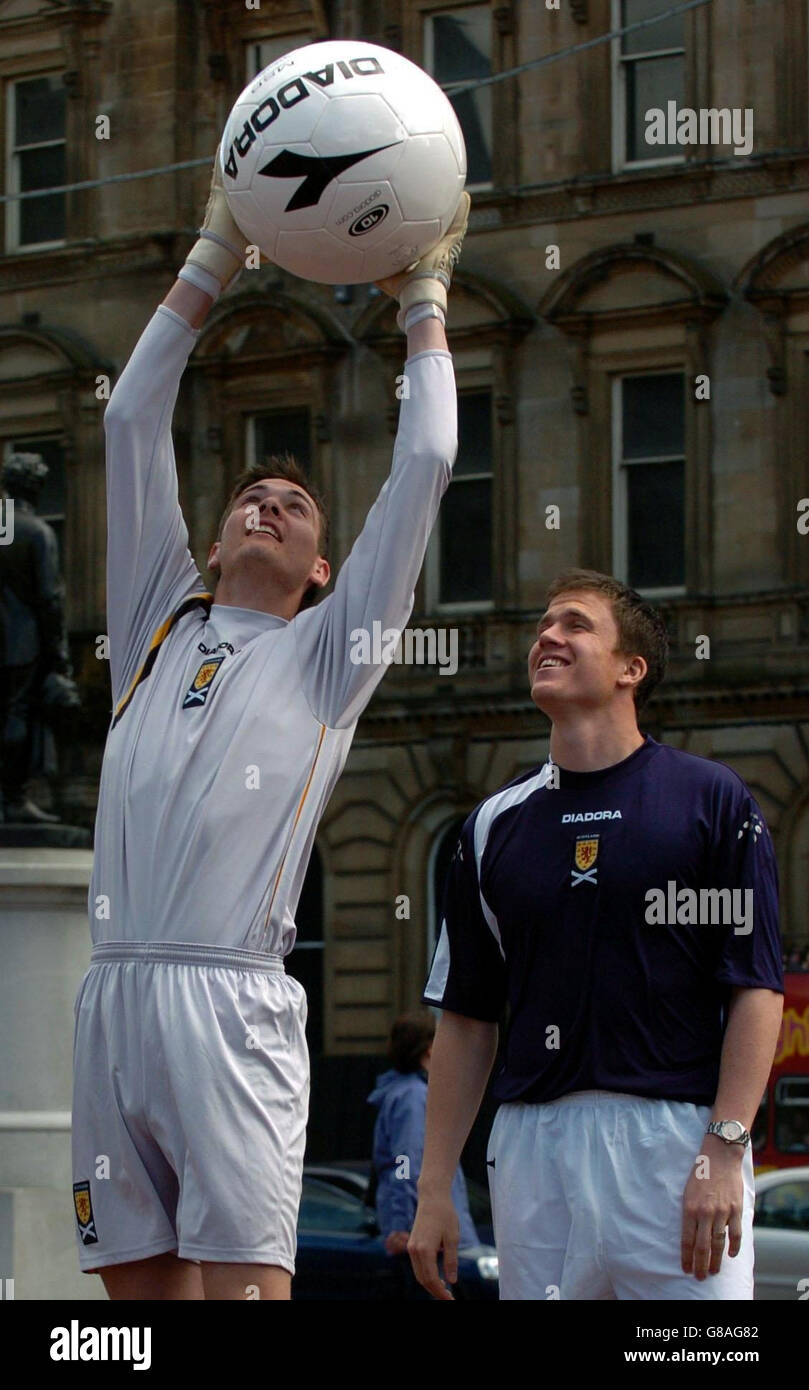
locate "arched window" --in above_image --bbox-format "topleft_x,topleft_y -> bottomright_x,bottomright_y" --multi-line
539,242 -> 727,596
287,844 -> 324,1054
740,222 -> 809,588
353,269 -> 533,615
188,290 -> 351,581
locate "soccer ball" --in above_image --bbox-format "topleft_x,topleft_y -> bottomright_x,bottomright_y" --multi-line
220,40 -> 466,285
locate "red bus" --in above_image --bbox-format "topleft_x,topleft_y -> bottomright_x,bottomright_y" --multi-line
752,972 -> 809,1172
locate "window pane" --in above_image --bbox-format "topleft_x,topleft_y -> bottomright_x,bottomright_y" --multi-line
622,0 -> 685,56
253,409 -> 311,471
626,461 -> 684,588
626,55 -> 685,161
623,374 -> 684,459
298,1180 -> 367,1233
431,9 -> 492,184
431,9 -> 490,84
246,35 -> 308,80
751,1092 -> 768,1152
456,391 -> 492,476
448,88 -> 491,185
19,146 -> 65,243
440,478 -> 492,602
756,1182 -> 809,1231
774,1077 -> 809,1154
16,75 -> 65,146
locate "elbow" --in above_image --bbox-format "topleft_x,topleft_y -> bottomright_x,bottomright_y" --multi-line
409,438 -> 457,486
103,393 -> 130,435
103,378 -> 140,434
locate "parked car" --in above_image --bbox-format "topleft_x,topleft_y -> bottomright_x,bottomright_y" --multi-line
304,1159 -> 496,1244
753,1164 -> 809,1299
293,1169 -> 499,1299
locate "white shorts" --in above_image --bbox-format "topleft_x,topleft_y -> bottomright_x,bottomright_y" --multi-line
71,942 -> 309,1275
486,1090 -> 755,1301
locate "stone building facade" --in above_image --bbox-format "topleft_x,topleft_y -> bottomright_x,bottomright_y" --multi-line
1,0 -> 807,1107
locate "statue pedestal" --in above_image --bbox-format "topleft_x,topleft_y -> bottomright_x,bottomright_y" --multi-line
0,846 -> 105,1299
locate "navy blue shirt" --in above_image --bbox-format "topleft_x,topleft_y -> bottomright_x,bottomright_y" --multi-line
423,737 -> 783,1106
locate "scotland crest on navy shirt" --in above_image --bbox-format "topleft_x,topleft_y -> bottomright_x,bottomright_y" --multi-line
182,655 -> 225,708
572,833 -> 599,886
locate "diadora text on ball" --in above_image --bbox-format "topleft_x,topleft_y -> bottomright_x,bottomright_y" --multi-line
222,57 -> 386,178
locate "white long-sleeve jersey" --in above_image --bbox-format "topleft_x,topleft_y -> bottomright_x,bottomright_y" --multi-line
90,304 -> 456,954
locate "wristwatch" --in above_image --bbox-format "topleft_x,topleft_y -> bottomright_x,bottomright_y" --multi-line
705,1120 -> 750,1148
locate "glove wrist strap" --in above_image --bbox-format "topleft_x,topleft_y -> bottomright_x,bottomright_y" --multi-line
397,301 -> 446,334
178,262 -> 222,302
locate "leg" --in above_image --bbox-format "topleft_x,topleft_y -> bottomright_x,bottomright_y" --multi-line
200,1261 -> 291,1300
100,1252 -> 205,1300
490,1098 -> 612,1300
166,970 -> 309,1298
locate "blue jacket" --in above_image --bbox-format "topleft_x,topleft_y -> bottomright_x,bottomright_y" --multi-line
368,1068 -> 479,1248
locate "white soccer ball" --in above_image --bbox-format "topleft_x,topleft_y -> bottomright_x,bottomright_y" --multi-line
220,39 -> 466,285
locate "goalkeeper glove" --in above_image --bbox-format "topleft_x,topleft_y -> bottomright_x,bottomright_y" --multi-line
375,191 -> 471,332
179,146 -> 249,301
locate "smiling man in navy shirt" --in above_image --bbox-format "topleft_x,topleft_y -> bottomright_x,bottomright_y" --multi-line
412,569 -> 784,1301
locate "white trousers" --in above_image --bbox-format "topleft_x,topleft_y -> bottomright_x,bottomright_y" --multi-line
486,1090 -> 755,1301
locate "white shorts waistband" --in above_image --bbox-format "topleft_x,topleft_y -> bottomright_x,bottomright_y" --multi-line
507,1089 -> 706,1110
90,940 -> 285,971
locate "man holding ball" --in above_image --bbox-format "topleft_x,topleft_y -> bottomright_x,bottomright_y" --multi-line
415,570 -> 783,1300
71,149 -> 469,1300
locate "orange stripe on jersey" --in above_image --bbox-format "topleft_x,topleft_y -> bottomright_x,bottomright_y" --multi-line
260,722 -> 327,943
112,591 -> 213,727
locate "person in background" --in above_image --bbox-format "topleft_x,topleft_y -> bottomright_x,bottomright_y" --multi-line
369,1011 -> 478,1291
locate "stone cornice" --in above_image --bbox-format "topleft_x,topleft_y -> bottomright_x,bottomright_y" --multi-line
468,152 -> 809,232
356,678 -> 809,741
0,0 -> 112,38
0,232 -> 182,295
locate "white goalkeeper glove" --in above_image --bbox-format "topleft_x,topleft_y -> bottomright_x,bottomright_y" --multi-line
178,146 -> 250,301
375,191 -> 471,332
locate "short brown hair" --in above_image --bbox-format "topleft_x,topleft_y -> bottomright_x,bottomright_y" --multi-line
212,454 -> 330,611
543,568 -> 669,711
387,1011 -> 436,1073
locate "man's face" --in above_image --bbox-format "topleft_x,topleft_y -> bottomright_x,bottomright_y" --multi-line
207,477 -> 329,602
527,589 -> 645,715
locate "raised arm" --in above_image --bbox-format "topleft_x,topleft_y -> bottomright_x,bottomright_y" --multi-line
294,194 -> 471,729
104,308 -> 208,705
105,152 -> 247,708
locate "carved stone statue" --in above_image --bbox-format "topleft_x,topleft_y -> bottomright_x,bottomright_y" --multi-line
0,451 -> 80,824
